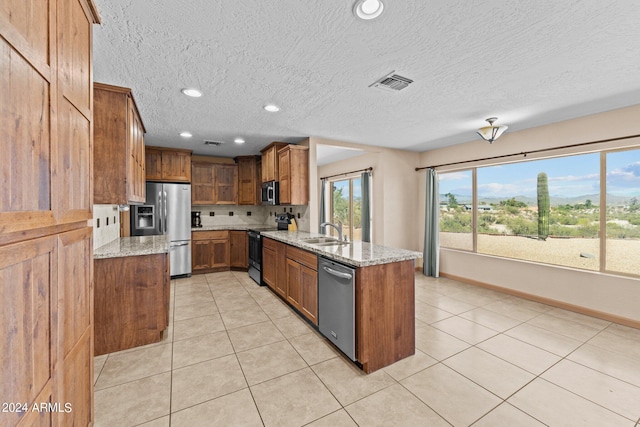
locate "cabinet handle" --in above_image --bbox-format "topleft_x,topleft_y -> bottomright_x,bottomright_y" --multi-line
322,266 -> 352,280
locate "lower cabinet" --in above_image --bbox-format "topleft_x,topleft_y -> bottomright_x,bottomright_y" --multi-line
94,252 -> 170,356
192,230 -> 248,273
263,238 -> 318,325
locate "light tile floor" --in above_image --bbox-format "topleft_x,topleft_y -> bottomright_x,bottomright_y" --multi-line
94,271 -> 640,427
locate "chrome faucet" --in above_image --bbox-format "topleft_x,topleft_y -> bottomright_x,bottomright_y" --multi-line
320,221 -> 344,241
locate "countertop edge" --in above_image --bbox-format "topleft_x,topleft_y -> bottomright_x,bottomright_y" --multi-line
93,235 -> 170,259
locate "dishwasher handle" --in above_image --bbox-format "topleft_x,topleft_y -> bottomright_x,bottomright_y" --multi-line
322,265 -> 353,280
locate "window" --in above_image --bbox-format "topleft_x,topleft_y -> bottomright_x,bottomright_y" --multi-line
330,177 -> 362,240
439,170 -> 473,251
438,146 -> 640,277
606,148 -> 640,276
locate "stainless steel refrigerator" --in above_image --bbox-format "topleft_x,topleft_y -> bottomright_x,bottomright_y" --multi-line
131,182 -> 192,277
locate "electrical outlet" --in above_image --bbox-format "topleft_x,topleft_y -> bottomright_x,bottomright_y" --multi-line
96,218 -> 100,228
209,212 -> 215,216
229,212 -> 234,216
297,213 -> 300,218
283,207 -> 286,212
114,216 -> 117,224
106,217 -> 109,226
289,207 -> 293,213
247,211 -> 251,216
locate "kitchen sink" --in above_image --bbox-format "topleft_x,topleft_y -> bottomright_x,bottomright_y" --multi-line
302,237 -> 340,244
314,241 -> 352,247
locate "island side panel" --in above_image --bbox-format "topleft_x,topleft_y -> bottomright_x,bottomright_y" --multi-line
356,259 -> 415,373
94,253 -> 169,355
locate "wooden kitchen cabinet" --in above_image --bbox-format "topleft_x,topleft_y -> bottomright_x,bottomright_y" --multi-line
145,146 -> 192,182
263,237 -> 287,298
236,155 -> 261,205
260,141 -> 288,182
192,230 -> 230,273
191,162 -> 238,205
94,82 -> 147,205
1,1 -> 99,425
278,145 -> 309,205
285,245 -> 318,324
94,252 -> 170,355
230,230 -> 248,269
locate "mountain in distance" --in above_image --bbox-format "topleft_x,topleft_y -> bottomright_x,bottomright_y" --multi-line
442,193 -> 635,206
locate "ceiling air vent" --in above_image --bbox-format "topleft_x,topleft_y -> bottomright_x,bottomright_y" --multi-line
369,71 -> 413,92
204,140 -> 224,147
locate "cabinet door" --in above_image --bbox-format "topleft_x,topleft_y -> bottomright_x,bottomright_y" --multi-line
237,157 -> 258,205
278,148 -> 291,205
230,231 -> 248,268
191,162 -> 215,204
145,148 -> 163,181
215,164 -> 238,204
192,239 -> 214,271
127,98 -> 146,203
300,265 -> 318,325
274,241 -> 287,298
262,146 -> 276,182
262,245 -> 277,289
210,239 -> 230,269
286,259 -> 302,310
162,151 -> 191,182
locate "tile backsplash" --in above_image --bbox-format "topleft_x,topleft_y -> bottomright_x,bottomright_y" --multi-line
93,204 -> 120,249
195,205 -> 310,231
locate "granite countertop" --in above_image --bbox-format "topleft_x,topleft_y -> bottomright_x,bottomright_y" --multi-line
261,231 -> 422,268
94,235 -> 170,259
192,225 -> 278,232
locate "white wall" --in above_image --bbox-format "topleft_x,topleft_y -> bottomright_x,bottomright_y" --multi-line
309,136 -> 421,250
418,104 -> 640,323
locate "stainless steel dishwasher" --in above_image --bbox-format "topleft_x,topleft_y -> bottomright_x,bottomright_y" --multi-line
318,256 -> 356,361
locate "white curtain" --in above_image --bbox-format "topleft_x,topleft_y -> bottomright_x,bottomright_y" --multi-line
423,168 -> 440,277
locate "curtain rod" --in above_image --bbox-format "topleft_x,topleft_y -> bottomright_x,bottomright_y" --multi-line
415,133 -> 640,171
320,167 -> 372,181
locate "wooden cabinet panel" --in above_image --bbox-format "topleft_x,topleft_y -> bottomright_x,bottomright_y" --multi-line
355,260 -> 415,373
94,253 -> 170,355
145,147 -> 163,180
0,0 -> 51,69
230,230 -> 248,269
192,162 -> 238,205
192,162 -> 216,204
161,150 -> 191,182
192,230 -> 230,273
0,236 -> 55,427
263,238 -> 286,297
278,145 -> 309,205
94,83 -> 146,205
215,164 -> 238,204
57,327 -> 92,427
236,156 -> 259,205
57,98 -> 92,223
300,265 -> 318,325
146,147 -> 192,182
286,259 -> 302,310
260,142 -> 287,183
262,244 -> 277,290
0,39 -> 55,238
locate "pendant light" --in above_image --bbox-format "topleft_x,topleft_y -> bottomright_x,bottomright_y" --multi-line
476,117 -> 508,143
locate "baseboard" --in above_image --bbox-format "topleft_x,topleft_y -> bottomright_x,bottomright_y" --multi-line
440,272 -> 640,330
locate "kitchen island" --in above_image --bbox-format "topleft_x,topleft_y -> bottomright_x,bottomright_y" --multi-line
93,236 -> 170,355
261,230 -> 422,373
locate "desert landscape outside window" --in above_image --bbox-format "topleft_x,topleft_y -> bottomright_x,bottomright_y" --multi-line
439,147 -> 640,277
330,177 -> 362,241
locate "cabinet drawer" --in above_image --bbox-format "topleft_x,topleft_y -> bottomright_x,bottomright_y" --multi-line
192,230 -> 229,240
286,245 -> 317,270
264,237 -> 280,251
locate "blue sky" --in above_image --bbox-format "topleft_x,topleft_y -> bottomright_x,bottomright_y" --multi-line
439,149 -> 640,199
332,177 -> 362,198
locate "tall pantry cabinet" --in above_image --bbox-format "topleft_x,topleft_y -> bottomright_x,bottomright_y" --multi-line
0,1 -> 100,426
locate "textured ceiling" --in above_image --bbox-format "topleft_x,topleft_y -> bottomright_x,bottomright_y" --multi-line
93,0 -> 640,158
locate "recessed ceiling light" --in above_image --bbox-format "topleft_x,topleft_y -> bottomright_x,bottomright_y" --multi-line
354,0 -> 384,20
234,138 -> 245,144
181,88 -> 202,98
263,104 -> 280,112
179,131 -> 192,138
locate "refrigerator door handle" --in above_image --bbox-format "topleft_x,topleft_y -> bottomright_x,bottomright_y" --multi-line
157,190 -> 163,235
171,242 -> 190,247
163,191 -> 168,233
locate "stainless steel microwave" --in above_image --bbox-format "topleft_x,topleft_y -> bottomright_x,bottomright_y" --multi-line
261,181 -> 279,205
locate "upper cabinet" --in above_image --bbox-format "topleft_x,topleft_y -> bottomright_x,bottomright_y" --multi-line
278,145 -> 309,205
236,155 -> 261,205
192,161 -> 238,205
260,142 -> 288,183
145,146 -> 192,182
94,83 -> 146,205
